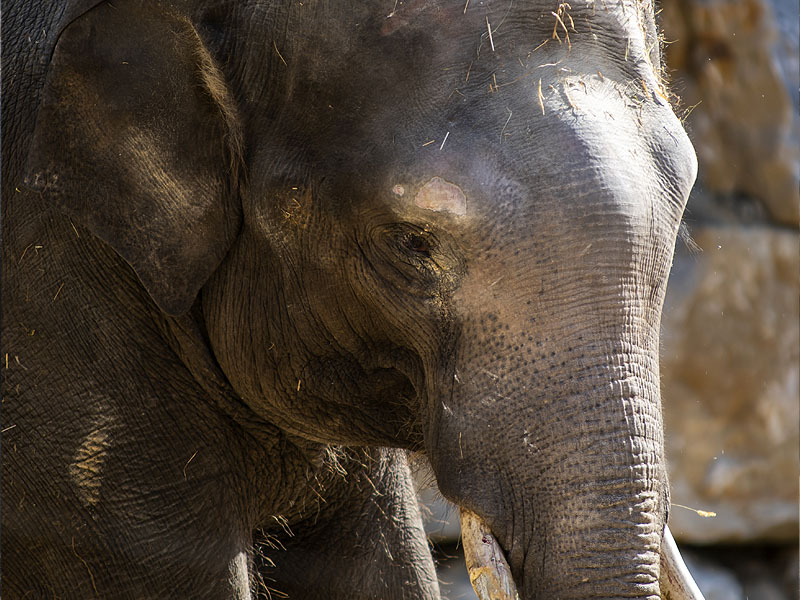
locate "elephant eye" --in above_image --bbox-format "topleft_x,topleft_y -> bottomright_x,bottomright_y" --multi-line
404,233 -> 433,258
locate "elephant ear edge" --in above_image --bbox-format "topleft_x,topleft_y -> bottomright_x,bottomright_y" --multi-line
25,2 -> 244,316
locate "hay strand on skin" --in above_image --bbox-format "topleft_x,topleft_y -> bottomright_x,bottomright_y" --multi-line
551,11 -> 571,49
564,86 -> 576,109
551,4 -> 573,49
183,450 -> 198,480
538,78 -> 545,114
18,244 -> 30,263
272,515 -> 294,537
72,537 -> 99,597
494,71 -> 534,90
500,108 -> 512,140
273,41 -> 287,66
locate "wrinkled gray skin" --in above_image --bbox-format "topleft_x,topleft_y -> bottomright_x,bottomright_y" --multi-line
2,0 -> 696,598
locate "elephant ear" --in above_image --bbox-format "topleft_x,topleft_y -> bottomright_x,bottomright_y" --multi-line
25,2 -> 244,316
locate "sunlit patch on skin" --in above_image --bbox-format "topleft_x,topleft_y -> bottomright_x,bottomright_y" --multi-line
229,551 -> 251,598
69,415 -> 112,507
414,176 -> 467,216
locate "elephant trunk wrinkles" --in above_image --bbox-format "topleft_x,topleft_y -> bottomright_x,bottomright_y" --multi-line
517,415 -> 665,599
522,483 -> 663,599
435,348 -> 668,600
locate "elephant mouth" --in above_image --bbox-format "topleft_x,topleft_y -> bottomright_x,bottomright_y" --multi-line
459,509 -> 705,600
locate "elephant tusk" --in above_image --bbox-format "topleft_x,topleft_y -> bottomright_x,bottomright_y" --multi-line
461,512 -> 703,600
659,525 -> 706,600
460,508 -> 520,600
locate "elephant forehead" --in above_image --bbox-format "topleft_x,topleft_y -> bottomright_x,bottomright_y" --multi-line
412,177 -> 467,216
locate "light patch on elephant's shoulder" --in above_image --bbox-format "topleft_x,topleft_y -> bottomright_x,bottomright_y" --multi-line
413,177 -> 467,216
69,415 -> 113,507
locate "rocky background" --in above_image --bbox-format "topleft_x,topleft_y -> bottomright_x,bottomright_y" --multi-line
658,0 -> 798,594
421,0 -> 800,597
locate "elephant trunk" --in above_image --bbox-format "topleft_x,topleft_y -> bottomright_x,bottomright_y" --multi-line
427,196 -> 693,596
464,445 -> 665,599
461,513 -> 704,600
430,346 -> 674,599
517,438 -> 664,598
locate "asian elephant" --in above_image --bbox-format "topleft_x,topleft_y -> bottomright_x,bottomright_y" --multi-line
2,0 -> 702,598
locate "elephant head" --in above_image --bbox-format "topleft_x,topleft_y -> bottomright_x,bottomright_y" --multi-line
25,0 -> 700,597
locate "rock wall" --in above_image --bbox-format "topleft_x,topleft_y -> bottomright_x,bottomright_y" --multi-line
659,0 -> 799,546
660,0 -> 799,225
662,227 -> 798,544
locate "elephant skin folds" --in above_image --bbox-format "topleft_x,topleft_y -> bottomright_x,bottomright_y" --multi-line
2,0 -> 696,598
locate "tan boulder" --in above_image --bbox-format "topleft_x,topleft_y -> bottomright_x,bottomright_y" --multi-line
661,225 -> 799,543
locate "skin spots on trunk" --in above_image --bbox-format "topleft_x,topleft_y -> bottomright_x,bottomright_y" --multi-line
68,415 -> 112,507
414,177 -> 467,216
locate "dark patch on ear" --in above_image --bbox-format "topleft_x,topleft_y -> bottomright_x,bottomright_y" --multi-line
25,2 -> 244,315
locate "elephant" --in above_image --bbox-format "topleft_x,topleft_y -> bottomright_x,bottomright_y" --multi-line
2,0 -> 704,598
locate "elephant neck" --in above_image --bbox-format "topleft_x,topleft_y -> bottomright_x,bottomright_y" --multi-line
160,302 -> 281,445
